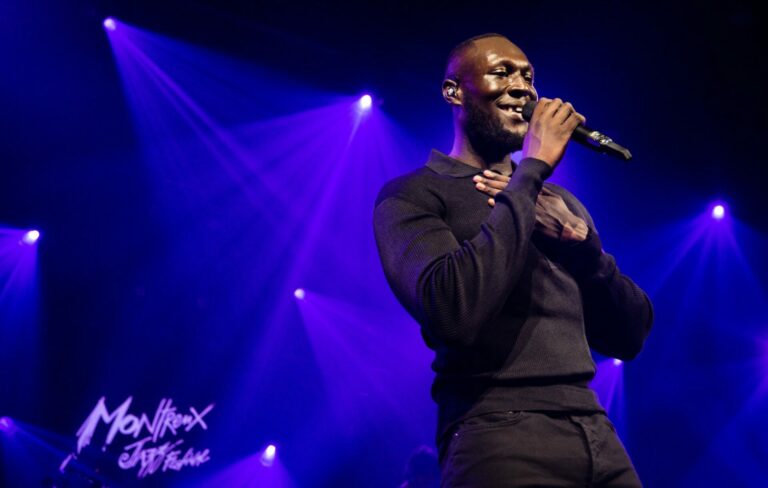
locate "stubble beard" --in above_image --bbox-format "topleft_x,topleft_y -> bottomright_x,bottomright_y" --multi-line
463,96 -> 525,158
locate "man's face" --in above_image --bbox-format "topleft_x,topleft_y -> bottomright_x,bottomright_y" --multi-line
455,37 -> 538,154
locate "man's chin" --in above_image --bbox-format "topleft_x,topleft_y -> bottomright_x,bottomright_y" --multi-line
464,112 -> 524,155
504,124 -> 527,142
496,130 -> 525,153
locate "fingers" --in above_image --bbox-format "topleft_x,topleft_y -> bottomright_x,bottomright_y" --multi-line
473,171 -> 510,197
552,101 -> 574,125
534,214 -> 561,239
532,96 -> 551,120
537,97 -> 565,120
523,96 -> 585,168
553,101 -> 582,127
539,98 -> 585,128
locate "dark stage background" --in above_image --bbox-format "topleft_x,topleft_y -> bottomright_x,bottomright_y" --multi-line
2,0 -> 767,486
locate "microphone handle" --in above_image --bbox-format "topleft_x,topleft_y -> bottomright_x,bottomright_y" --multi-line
572,125 -> 632,161
522,100 -> 632,161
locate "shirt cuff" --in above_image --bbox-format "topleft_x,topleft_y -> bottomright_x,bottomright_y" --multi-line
516,158 -> 554,181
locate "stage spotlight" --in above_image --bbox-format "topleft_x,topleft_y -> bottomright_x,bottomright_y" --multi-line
613,358 -> 623,366
358,94 -> 373,110
21,229 -> 40,245
0,417 -> 12,431
294,288 -> 306,300
712,204 -> 725,220
103,17 -> 116,31
260,444 -> 277,467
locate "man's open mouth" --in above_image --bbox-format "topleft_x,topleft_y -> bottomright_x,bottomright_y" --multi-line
499,105 -> 525,120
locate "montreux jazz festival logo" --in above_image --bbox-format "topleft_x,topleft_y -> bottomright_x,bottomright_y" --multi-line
66,396 -> 214,478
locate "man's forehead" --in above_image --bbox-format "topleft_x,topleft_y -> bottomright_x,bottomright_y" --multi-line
459,37 -> 529,71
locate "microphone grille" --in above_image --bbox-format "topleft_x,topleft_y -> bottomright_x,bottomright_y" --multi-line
522,100 -> 537,121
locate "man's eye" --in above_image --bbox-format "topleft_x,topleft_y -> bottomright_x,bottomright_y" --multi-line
493,70 -> 508,76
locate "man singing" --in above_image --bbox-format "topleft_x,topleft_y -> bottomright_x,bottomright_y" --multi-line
373,34 -> 653,487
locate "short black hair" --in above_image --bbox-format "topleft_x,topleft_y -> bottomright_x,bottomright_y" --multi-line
445,33 -> 510,80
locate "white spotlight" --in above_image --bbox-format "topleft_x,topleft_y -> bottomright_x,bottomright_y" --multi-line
103,18 -> 116,31
294,288 -> 306,300
358,94 -> 372,110
21,230 -> 40,245
260,444 -> 277,467
613,358 -> 623,366
712,204 -> 725,220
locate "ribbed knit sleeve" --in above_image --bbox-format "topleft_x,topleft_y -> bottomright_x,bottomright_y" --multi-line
373,158 -> 552,346
546,187 -> 654,360
579,253 -> 654,360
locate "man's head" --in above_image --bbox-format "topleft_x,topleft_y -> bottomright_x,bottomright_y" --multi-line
443,34 -> 538,156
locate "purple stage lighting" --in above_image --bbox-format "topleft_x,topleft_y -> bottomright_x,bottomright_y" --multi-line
103,17 -> 116,31
358,94 -> 372,110
294,288 -> 305,300
613,358 -> 623,366
712,204 -> 725,220
0,417 -> 12,431
260,444 -> 276,467
21,230 -> 40,245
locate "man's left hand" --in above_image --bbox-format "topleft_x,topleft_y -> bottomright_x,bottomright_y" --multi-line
473,170 -> 510,208
473,172 -> 588,243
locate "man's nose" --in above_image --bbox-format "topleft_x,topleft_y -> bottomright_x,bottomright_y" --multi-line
505,76 -> 535,99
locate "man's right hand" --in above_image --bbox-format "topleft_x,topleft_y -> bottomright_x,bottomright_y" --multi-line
521,98 -> 585,169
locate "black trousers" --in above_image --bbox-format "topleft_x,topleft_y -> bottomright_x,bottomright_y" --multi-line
438,411 -> 642,487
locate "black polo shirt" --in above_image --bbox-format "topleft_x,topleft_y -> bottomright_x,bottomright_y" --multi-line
373,150 -> 652,440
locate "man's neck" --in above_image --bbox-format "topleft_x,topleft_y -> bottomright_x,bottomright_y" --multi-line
448,137 -> 514,173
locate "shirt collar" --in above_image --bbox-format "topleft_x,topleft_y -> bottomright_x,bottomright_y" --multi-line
425,149 -> 516,178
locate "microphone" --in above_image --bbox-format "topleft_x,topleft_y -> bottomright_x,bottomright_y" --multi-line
522,101 -> 632,161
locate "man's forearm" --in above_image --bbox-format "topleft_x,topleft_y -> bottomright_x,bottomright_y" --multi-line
580,254 -> 654,360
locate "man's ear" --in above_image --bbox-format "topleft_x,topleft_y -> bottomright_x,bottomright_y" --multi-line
442,79 -> 461,106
